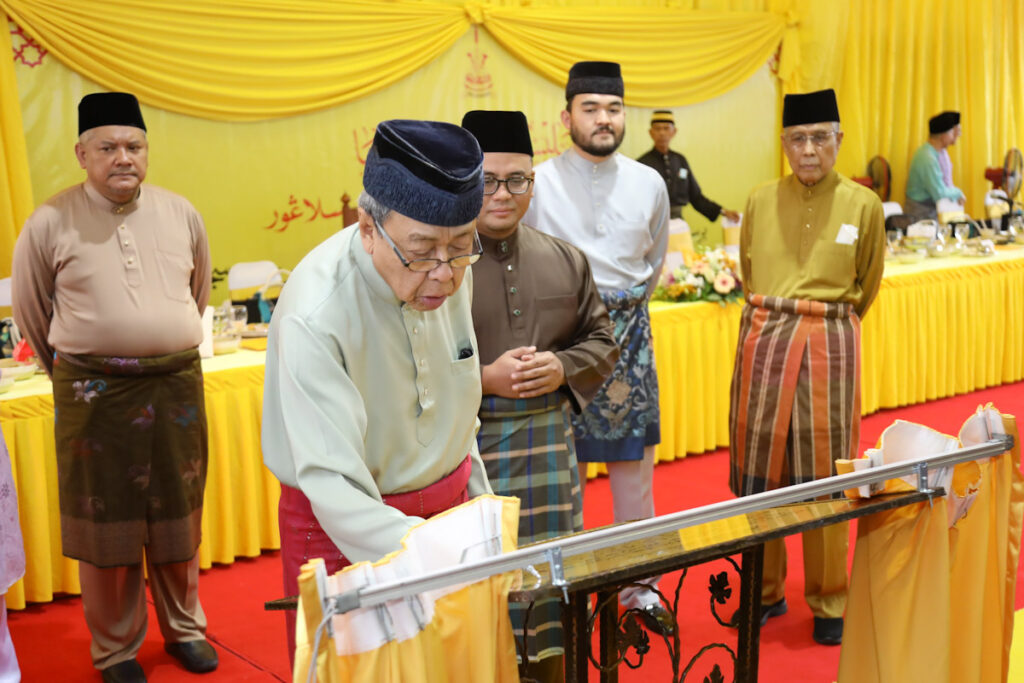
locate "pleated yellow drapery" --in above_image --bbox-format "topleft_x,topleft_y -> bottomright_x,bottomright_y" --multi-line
0,0 -> 789,120
835,0 -> 1024,218
0,18 -> 33,278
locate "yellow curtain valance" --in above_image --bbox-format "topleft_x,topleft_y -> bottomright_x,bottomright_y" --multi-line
1,0 -> 788,121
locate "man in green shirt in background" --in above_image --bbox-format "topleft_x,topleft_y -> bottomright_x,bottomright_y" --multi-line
730,88 -> 885,647
905,111 -> 965,220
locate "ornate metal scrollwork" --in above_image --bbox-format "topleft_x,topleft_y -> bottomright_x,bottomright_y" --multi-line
584,557 -> 741,681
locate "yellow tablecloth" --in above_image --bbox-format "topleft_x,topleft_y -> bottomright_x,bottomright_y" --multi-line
649,248 -> 1024,463
4,249 -> 1024,608
1,349 -> 279,609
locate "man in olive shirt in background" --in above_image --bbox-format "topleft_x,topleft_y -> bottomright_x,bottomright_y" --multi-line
637,110 -> 739,241
462,109 -> 618,682
12,93 -> 214,683
729,89 -> 885,646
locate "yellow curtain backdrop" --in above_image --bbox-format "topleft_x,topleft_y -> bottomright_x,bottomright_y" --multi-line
0,21 -> 32,278
835,0 -> 1024,217
0,0 -> 790,119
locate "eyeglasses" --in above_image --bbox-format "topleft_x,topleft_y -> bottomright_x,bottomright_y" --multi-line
784,131 -> 837,149
483,176 -> 534,195
374,219 -> 483,272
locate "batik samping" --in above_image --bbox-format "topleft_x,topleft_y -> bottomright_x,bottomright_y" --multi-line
572,285 -> 660,463
53,349 -> 207,567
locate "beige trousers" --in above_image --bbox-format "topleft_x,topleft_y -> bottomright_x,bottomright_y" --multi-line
579,445 -> 661,610
761,521 -> 849,619
79,553 -> 206,670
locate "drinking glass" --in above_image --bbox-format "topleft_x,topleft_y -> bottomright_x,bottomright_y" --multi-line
953,223 -> 969,243
230,305 -> 249,333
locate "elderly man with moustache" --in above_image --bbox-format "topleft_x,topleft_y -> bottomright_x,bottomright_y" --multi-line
12,92 -> 214,683
261,119 -> 494,661
523,61 -> 674,636
729,89 -> 885,646
462,109 -> 618,681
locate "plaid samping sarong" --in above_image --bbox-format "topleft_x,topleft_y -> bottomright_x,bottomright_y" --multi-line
477,393 -> 582,662
729,294 -> 860,497
53,349 -> 207,567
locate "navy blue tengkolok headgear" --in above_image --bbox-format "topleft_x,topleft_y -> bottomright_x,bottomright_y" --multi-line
782,89 -> 840,127
78,92 -> 147,135
461,110 -> 534,156
565,61 -> 624,100
362,120 -> 484,227
929,111 -> 960,135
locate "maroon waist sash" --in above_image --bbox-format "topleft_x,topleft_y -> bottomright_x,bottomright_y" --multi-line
278,455 -> 473,659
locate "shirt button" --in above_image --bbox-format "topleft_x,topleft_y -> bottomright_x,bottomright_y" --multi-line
423,387 -> 430,396
805,224 -> 810,229
513,309 -> 522,317
413,327 -> 419,335
118,225 -> 126,230
506,264 -> 513,272
127,257 -> 134,264
510,286 -> 517,294
500,241 -> 508,253
419,359 -> 425,367
122,240 -> 129,246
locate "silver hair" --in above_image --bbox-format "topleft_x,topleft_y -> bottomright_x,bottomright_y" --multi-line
357,191 -> 392,227
77,128 -> 147,145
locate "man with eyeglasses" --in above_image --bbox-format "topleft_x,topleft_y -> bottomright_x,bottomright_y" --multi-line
523,61 -> 674,637
462,109 -> 618,681
729,89 -> 885,646
261,119 -> 493,660
905,111 -> 965,220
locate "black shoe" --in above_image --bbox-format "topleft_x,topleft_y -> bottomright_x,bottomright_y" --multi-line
164,639 -> 219,673
634,603 -> 676,637
100,659 -> 146,683
812,616 -> 843,645
728,596 -> 787,628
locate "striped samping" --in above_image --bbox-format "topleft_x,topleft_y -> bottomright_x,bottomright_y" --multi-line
477,392 -> 582,663
728,294 -> 861,497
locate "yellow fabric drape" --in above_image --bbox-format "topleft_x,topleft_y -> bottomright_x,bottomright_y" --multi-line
1,0 -> 788,120
835,0 -> 1024,218
837,410 -> 1023,683
294,496 -> 521,683
0,15 -> 33,278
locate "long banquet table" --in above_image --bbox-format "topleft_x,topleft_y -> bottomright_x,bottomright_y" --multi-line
4,248 -> 1024,608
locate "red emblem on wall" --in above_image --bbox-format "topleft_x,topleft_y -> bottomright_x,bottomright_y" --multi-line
9,22 -> 47,67
464,27 -> 491,97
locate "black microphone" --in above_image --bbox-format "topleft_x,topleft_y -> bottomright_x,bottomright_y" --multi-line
458,347 -> 474,360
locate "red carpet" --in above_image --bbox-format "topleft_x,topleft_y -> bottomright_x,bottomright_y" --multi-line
9,380 -> 1024,682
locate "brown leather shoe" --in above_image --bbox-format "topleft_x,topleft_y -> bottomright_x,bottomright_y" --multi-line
164,639 -> 219,673
100,659 -> 146,683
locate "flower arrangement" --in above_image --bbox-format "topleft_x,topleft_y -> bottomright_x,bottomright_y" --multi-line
653,247 -> 743,305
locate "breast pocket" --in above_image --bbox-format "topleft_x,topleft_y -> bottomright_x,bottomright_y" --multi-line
451,339 -> 479,375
